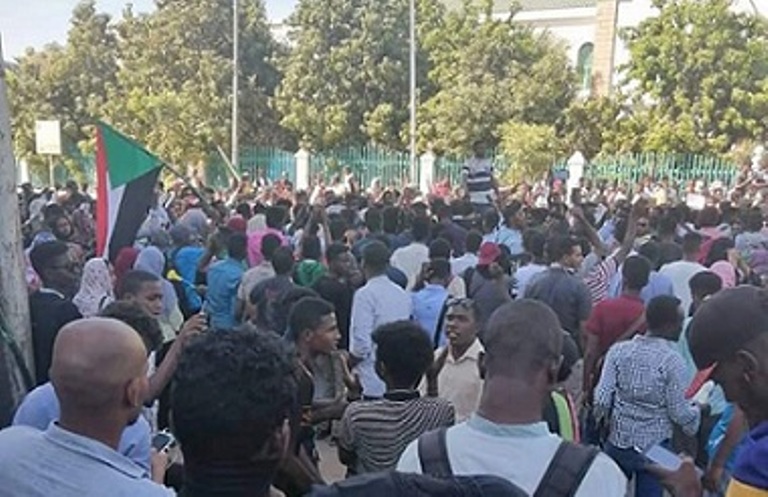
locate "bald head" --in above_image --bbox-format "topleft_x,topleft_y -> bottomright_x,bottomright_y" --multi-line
483,300 -> 563,378
50,318 -> 148,415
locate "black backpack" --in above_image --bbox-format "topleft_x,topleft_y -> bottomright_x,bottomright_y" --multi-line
307,471 -> 527,497
417,428 -> 600,497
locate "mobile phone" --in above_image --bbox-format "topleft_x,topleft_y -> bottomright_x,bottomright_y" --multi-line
642,444 -> 682,471
151,430 -> 177,453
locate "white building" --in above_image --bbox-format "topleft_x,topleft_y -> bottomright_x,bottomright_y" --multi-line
446,0 -> 764,95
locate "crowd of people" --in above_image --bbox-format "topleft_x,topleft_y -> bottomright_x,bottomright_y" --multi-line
2,145 -> 768,497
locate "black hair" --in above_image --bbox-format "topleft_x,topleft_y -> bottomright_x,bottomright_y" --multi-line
362,241 -> 390,273
744,207 -> 764,233
301,235 -> 323,260
235,203 -> 252,219
705,238 -> 734,267
502,201 -> 522,226
271,287 -> 318,334
428,238 -> 452,260
465,230 -> 483,254
364,207 -> 383,233
227,232 -> 248,261
326,242 -> 349,264
265,206 -> 286,230
261,234 -> 282,261
646,295 -> 682,332
382,207 -> 400,235
116,270 -> 160,299
689,271 -> 723,299
411,216 -> 431,243
682,232 -> 703,257
100,301 -> 163,354
373,320 -> 433,388
545,235 -> 580,263
622,255 -> 652,291
172,330 -> 297,469
271,247 -> 295,276
482,210 -> 500,232
29,240 -> 69,275
638,241 -> 662,270
286,297 -> 335,343
523,230 -> 546,259
426,258 -> 451,282
329,217 -> 347,242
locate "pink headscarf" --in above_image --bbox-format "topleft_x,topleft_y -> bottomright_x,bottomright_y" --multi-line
710,261 -> 736,289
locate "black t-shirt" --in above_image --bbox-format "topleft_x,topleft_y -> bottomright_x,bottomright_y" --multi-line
28,291 -> 81,385
312,276 -> 354,350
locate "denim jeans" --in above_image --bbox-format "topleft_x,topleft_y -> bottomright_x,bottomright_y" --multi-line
604,442 -> 668,497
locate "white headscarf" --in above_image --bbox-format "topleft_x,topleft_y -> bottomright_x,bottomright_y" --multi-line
73,258 -> 115,318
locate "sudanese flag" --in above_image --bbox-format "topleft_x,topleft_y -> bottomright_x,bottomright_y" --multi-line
95,122 -> 163,261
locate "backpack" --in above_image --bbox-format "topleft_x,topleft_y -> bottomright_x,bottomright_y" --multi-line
307,471 -> 527,497
417,427 -> 599,497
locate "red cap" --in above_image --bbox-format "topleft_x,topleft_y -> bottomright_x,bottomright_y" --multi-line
478,242 -> 501,266
226,215 -> 247,233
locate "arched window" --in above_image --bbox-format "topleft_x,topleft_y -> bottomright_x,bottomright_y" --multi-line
576,43 -> 594,94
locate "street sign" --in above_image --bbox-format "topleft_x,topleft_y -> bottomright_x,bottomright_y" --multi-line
35,120 -> 61,155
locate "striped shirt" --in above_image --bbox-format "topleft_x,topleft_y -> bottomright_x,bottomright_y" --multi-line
338,391 -> 455,474
463,157 -> 495,205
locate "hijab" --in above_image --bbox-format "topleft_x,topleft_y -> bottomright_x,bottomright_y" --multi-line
73,258 -> 115,318
134,246 -> 178,317
114,247 -> 140,287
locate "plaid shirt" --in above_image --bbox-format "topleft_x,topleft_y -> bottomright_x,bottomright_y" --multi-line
594,334 -> 700,451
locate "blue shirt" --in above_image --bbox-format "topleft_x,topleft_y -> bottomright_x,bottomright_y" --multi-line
0,423 -> 171,497
411,284 -> 450,347
608,269 -> 675,305
493,226 -> 524,256
12,382 -> 152,473
205,257 -> 245,330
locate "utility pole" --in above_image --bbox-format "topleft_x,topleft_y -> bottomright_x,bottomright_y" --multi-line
409,0 -> 418,186
0,37 -> 33,427
231,0 -> 240,174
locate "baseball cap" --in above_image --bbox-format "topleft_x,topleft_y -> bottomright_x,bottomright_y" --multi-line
477,242 -> 501,266
688,286 -> 768,371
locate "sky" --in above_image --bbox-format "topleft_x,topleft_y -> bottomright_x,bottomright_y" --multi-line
0,0 -> 298,59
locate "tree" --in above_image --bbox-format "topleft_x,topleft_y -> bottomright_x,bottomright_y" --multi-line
8,0 -> 118,181
104,0 -> 287,166
558,96 -> 623,160
618,0 -> 768,154
498,120 -> 561,185
275,0 -> 444,150
417,0 -> 575,155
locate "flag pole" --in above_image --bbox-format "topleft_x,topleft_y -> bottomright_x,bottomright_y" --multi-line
0,35 -> 34,425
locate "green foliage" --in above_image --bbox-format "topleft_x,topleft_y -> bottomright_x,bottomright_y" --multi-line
8,0 -> 287,174
498,120 -> 561,185
275,0 -> 445,150
417,0 -> 575,155
617,0 -> 768,154
8,1 -> 117,180
558,96 -> 622,160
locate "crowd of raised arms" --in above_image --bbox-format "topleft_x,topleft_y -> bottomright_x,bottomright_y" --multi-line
4,145 -> 768,497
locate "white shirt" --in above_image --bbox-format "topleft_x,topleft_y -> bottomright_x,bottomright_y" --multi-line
434,340 -> 484,423
350,275 -> 412,398
659,260 -> 706,315
390,243 -> 429,291
451,253 -> 478,277
397,415 -> 627,496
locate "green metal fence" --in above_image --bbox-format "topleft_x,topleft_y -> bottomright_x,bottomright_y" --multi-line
310,146 -> 411,190
206,147 -> 297,190
578,153 -> 738,189
38,146 -> 741,195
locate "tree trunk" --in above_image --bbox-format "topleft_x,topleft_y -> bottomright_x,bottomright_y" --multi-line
0,37 -> 33,427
